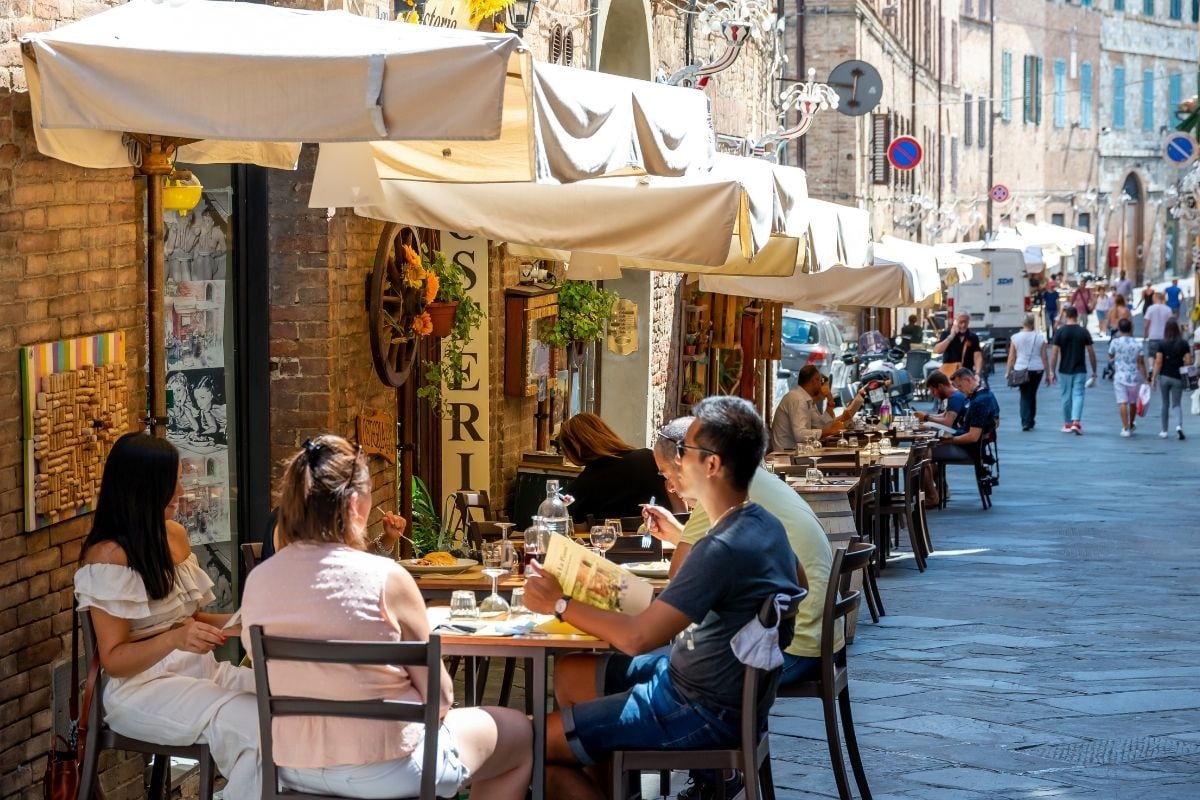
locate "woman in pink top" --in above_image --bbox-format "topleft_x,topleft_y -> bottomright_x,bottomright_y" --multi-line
241,435 -> 531,799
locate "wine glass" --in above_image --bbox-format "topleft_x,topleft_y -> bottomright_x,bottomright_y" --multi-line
479,542 -> 510,617
495,521 -> 516,541
589,525 -> 617,559
495,522 -> 517,570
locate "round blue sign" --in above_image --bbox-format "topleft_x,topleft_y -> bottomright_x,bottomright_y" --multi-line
1163,132 -> 1198,168
887,136 -> 923,171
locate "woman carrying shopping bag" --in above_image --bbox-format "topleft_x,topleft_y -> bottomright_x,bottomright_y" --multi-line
1151,318 -> 1193,440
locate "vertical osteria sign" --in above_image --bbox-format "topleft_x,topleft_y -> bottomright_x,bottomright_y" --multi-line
439,231 -> 491,504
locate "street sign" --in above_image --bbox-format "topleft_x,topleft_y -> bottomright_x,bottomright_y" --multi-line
989,184 -> 1011,204
828,60 -> 883,117
887,136 -> 922,171
1163,131 -> 1198,168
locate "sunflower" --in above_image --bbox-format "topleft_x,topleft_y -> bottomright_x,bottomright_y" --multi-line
402,244 -> 421,267
411,312 -> 433,336
403,260 -> 426,289
424,273 -> 440,304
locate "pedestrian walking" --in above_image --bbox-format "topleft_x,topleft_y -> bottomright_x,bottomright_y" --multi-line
1048,305 -> 1097,435
1042,281 -> 1061,335
1095,285 -> 1113,338
1107,318 -> 1146,437
1005,314 -> 1048,431
1140,282 -> 1155,317
1151,318 -> 1192,440
1144,291 -> 1173,364
1115,270 -> 1134,302
1165,278 -> 1183,316
1070,279 -> 1096,334
1108,293 -> 1133,337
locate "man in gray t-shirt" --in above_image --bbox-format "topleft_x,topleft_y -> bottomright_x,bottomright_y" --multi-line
523,397 -> 802,798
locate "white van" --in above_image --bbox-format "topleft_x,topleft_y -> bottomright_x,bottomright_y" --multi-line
946,247 -> 1030,357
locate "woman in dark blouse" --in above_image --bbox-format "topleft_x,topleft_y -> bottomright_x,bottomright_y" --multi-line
557,413 -> 670,524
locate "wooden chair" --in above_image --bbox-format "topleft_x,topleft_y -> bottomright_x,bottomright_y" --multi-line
608,593 -> 804,800
454,490 -> 507,548
248,627 -> 443,800
77,610 -> 216,800
772,547 -> 874,800
240,542 -> 263,574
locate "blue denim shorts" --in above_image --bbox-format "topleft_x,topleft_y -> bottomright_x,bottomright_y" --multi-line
560,652 -> 738,767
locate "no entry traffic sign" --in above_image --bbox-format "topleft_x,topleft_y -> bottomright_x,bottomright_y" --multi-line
887,136 -> 923,171
989,184 -> 1011,204
1163,131 -> 1198,168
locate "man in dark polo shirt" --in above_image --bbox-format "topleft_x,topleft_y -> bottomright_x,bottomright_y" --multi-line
524,396 -> 802,800
933,312 -> 984,376
933,368 -> 1000,463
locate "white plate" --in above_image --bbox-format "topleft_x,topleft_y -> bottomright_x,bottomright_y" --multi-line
623,561 -> 671,579
400,558 -> 478,575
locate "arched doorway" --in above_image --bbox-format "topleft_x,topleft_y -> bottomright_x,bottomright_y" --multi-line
595,0 -> 653,80
1119,172 -> 1145,282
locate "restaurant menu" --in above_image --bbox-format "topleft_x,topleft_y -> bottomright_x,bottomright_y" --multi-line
542,535 -> 653,615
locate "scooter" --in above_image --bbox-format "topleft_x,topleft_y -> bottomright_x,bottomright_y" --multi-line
841,331 -> 914,416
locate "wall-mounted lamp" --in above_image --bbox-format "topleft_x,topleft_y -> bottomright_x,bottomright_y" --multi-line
506,0 -> 537,38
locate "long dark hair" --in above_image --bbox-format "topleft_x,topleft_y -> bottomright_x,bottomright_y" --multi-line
1164,318 -> 1182,342
83,433 -> 180,600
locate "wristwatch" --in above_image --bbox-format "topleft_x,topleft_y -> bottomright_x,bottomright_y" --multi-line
554,597 -> 570,622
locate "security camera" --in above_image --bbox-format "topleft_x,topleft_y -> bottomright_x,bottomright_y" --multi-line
1100,126 -> 1112,134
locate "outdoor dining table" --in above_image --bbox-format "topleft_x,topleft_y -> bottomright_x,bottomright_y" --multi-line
413,568 -> 670,601
425,605 -> 612,800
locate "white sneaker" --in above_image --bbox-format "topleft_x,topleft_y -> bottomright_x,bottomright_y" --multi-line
1122,429 -> 1133,438
1159,431 -> 1169,439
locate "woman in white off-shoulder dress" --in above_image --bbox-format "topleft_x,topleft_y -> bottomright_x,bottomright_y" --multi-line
74,432 -> 259,800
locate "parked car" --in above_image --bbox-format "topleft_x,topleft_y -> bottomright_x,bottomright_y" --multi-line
777,309 -> 852,394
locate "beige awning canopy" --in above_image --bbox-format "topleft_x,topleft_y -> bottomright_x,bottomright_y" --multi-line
698,224 -> 947,309
20,0 -> 526,170
322,154 -> 808,269
314,60 -> 716,187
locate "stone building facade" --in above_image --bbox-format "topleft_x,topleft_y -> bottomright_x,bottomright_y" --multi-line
1097,1 -> 1199,282
788,0 -> 1195,282
0,1 -> 783,798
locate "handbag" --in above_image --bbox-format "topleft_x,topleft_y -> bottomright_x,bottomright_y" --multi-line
1136,383 -> 1152,418
44,601 -> 100,800
1006,334 -> 1034,386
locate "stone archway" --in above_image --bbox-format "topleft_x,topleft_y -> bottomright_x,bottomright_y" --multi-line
1118,171 -> 1146,282
595,0 -> 654,80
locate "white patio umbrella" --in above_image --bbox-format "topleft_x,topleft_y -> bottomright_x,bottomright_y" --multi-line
21,0 -> 524,169
20,0 -> 525,429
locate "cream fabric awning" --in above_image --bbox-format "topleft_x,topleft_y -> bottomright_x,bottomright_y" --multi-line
699,226 -> 943,309
317,60 -> 716,186
332,154 -> 808,268
1017,221 -> 1095,249
20,0 -> 525,169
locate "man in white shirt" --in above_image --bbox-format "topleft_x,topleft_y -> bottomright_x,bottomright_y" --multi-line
1144,292 -> 1174,362
1115,270 -> 1133,303
770,365 -> 865,451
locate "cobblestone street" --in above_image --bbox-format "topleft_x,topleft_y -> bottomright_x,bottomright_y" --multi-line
769,350 -> 1200,799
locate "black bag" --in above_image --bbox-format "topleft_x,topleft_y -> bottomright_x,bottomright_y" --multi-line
1006,369 -> 1029,387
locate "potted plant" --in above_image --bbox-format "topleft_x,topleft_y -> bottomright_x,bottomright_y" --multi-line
397,243 -> 485,416
682,380 -> 704,405
539,280 -> 618,361
684,332 -> 699,355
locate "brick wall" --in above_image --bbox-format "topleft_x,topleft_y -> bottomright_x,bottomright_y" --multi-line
1,0 -> 146,792
266,146 -> 396,519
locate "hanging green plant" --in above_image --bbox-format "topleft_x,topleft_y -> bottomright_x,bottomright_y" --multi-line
539,279 -> 618,348
415,247 -> 485,417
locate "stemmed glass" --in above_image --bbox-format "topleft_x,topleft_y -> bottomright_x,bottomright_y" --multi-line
806,455 -> 824,485
479,542 -> 510,617
495,522 -> 516,570
590,525 -> 617,559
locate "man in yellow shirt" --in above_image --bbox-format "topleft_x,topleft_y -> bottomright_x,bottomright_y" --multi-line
645,417 -> 843,686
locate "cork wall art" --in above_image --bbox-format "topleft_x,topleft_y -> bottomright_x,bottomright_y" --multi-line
20,332 -> 129,532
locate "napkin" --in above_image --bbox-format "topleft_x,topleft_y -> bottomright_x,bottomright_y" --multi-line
433,618 -> 537,637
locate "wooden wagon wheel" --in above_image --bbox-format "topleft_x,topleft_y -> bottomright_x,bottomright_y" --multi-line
368,223 -> 421,388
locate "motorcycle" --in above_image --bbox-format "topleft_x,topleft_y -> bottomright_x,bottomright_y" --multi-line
841,331 -> 915,416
